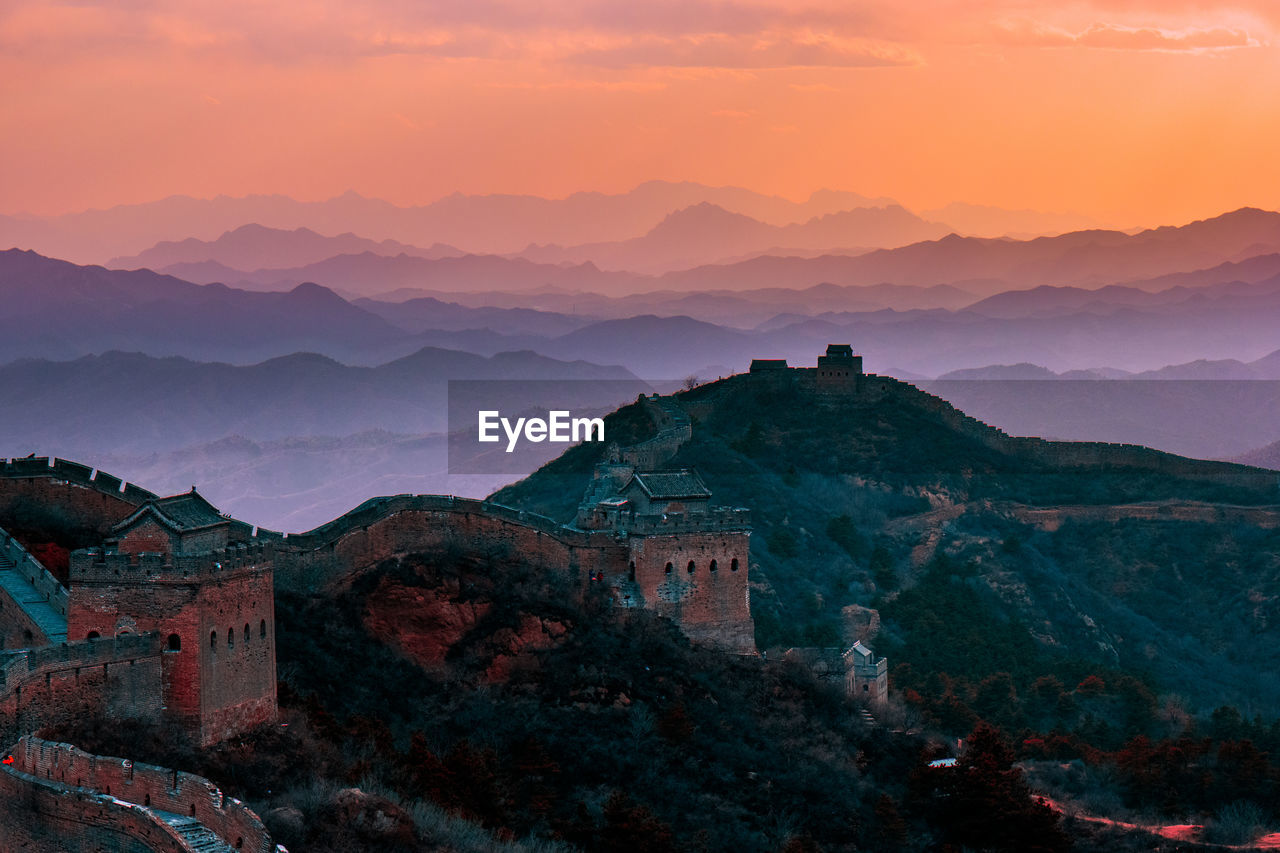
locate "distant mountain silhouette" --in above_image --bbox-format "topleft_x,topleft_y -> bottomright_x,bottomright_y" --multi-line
215,252 -> 644,298
536,315 -> 759,378
1129,348 -> 1280,379
933,350 -> 1280,381
109,223 -> 463,272
0,347 -> 643,456
0,182 -> 902,264
72,207 -> 1280,305
353,296 -> 590,336
657,207 -> 1280,298
1234,438 -> 1280,470
966,259 -> 1280,319
937,363 -> 1058,380
514,202 -> 950,273
0,248 -> 409,363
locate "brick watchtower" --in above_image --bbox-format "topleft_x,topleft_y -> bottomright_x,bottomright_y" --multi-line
815,343 -> 863,389
66,490 -> 276,746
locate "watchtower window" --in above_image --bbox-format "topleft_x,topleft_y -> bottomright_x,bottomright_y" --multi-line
210,630 -> 217,650
731,558 -> 740,571
687,560 -> 695,574
244,624 -> 250,643
709,559 -> 718,572
87,631 -> 100,641
167,634 -> 181,652
664,562 -> 673,574
260,619 -> 267,639
227,627 -> 234,649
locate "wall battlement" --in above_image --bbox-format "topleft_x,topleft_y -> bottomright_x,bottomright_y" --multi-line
0,634 -> 164,746
71,543 -> 275,584
0,633 -> 161,693
620,394 -> 693,468
3,736 -> 283,853
1,526 -> 69,617
578,507 -> 751,535
1,456 -> 158,504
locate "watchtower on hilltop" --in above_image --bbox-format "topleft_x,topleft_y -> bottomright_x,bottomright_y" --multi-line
816,343 -> 864,387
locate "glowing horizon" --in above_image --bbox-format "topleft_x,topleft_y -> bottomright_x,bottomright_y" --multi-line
3,1 -> 1278,226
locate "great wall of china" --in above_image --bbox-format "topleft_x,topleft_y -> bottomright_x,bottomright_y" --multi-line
0,345 -> 1276,850
1,735 -> 277,853
0,380 -> 752,851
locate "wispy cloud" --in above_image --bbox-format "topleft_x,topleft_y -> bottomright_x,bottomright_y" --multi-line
994,19 -> 1263,52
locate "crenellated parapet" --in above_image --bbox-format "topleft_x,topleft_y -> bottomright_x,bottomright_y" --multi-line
0,633 -> 161,694
2,736 -> 285,853
70,542 -> 275,585
0,456 -> 157,504
0,634 -> 165,746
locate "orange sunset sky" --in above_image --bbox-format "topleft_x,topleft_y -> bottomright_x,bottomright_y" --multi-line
2,0 -> 1278,225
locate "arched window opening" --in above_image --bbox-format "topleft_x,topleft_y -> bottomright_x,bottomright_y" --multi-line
87,631 -> 100,641
190,804 -> 196,817
22,629 -> 33,644
731,558 -> 740,571
687,560 -> 695,574
244,624 -> 250,643
210,630 -> 217,650
709,559 -> 718,572
167,634 -> 181,652
144,794 -> 151,806
628,561 -> 636,582
260,619 -> 267,638
227,626 -> 234,649
664,562 -> 673,574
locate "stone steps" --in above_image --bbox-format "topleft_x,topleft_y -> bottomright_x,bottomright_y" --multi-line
156,812 -> 236,853
0,556 -> 68,645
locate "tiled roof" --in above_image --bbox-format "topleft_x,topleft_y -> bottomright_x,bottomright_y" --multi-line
151,491 -> 227,529
631,470 -> 711,500
112,489 -> 229,533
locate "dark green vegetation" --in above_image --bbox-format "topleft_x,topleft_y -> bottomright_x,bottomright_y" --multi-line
494,372 -> 1280,842
495,375 -> 1280,711
46,550 -> 1071,853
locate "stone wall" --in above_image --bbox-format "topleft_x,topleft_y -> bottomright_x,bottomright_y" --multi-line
0,458 -> 153,537
0,635 -> 164,746
2,736 -> 281,853
0,763 -> 192,853
274,495 -> 757,653
277,497 -> 626,591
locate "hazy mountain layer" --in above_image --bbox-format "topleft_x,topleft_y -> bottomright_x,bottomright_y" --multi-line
0,348 -> 645,456
0,182 -> 902,263
109,223 -> 464,271
512,202 -> 950,273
